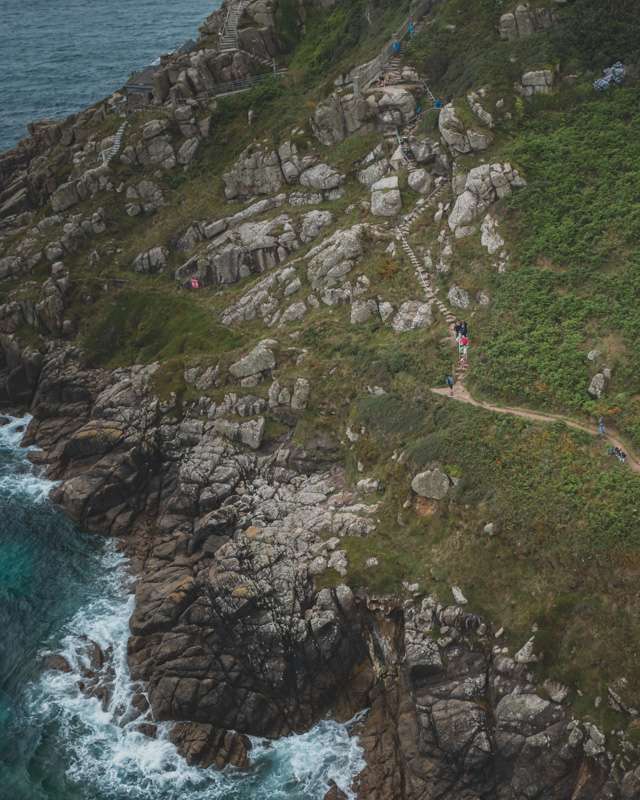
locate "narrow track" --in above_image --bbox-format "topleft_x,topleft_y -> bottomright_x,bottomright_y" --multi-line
431,384 -> 640,474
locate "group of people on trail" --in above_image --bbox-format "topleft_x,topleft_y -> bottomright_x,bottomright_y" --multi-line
600,416 -> 629,463
446,321 -> 469,394
454,320 -> 468,341
455,320 -> 469,373
609,446 -> 628,463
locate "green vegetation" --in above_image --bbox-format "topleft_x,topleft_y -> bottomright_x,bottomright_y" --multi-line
3,0 -> 640,739
329,393 -> 640,724
83,289 -> 245,368
473,86 -> 640,446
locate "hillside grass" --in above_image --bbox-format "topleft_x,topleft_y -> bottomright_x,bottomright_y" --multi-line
318,392 -> 640,735
472,86 -> 640,447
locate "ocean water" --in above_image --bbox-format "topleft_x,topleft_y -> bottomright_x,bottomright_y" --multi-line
0,0 -> 223,153
0,417 -> 366,800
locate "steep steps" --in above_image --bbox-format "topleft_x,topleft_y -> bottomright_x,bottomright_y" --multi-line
395,225 -> 456,327
219,0 -> 252,52
83,121 -> 127,178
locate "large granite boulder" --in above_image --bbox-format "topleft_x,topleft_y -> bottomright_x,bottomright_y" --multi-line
371,175 -> 402,217
448,163 -> 526,236
411,468 -> 451,499
229,341 -> 276,385
439,103 -> 493,157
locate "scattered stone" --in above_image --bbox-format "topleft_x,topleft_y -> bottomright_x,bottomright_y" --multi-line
411,469 -> 451,500
448,285 -> 470,309
484,523 -> 496,536
588,373 -> 606,400
514,636 -> 539,664
133,246 -> 169,274
371,175 -> 402,217
229,341 -> 276,383
451,586 -> 468,605
290,378 -> 310,411
391,301 -> 431,331
356,478 -> 380,495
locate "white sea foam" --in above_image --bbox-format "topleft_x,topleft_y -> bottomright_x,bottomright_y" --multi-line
0,414 -> 56,502
26,503 -> 366,800
1,415 -> 366,798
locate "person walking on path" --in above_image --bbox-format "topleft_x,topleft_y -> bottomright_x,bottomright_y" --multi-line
460,320 -> 468,337
598,415 -> 605,437
409,23 -> 414,39
394,40 -> 400,56
454,321 -> 461,341
446,375 -> 454,396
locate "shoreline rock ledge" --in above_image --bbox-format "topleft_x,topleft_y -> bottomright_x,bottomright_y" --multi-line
0,343 -> 631,799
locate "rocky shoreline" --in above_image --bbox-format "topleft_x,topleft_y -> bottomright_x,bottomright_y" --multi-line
0,344 -> 633,799
2,0 -> 640,796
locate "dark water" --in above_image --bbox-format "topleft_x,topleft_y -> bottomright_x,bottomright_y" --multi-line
0,417 -> 365,800
0,0 -> 222,152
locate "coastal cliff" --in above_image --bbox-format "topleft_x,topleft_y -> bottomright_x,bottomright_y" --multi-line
3,0 -> 640,797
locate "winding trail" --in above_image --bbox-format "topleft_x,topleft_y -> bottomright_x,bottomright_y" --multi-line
394,202 -> 640,474
430,384 -> 640,474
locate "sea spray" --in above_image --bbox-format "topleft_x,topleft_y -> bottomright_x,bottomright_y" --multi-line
0,417 -> 367,800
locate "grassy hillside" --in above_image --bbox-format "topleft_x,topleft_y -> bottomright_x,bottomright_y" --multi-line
3,0 -> 640,753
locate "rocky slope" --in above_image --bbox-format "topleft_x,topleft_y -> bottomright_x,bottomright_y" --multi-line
2,0 -> 640,797
1,344 -> 627,798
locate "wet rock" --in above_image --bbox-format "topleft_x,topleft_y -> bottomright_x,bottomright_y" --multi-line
43,653 -> 72,672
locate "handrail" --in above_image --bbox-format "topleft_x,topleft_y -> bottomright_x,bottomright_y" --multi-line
419,76 -> 436,104
205,69 -> 286,97
220,2 -> 233,40
353,0 -> 445,96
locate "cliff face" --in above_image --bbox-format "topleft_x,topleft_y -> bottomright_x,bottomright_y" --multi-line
0,346 -> 624,798
3,0 -> 640,796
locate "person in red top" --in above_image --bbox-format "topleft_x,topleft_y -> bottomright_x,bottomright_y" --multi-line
460,335 -> 468,347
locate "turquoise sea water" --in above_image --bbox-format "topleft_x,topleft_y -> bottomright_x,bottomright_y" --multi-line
0,418 -> 365,800
0,0 -> 222,152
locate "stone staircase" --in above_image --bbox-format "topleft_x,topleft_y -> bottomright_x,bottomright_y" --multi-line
386,21 -> 427,83
83,121 -> 127,177
219,0 -> 252,51
395,224 -> 456,327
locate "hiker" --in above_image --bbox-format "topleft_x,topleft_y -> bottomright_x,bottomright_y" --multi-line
434,98 -> 441,109
620,451 -> 627,463
410,23 -> 414,39
394,40 -> 400,56
460,320 -> 467,337
447,375 -> 454,395
383,75 -> 390,87
598,415 -> 605,437
378,73 -> 385,86
425,2 -> 431,11
460,335 -> 468,347
415,106 -> 422,120
454,321 -> 462,341
610,446 -> 621,457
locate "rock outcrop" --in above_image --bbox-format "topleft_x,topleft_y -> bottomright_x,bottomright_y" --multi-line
439,103 -> 493,157
0,340 -> 632,799
448,163 -> 527,236
499,5 -> 555,40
